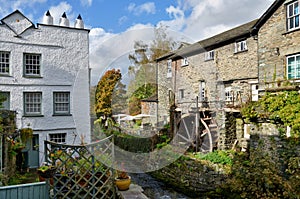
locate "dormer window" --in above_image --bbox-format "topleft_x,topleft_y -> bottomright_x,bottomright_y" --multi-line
235,40 -> 247,53
167,59 -> 172,78
287,1 -> 300,31
181,57 -> 189,66
205,50 -> 214,61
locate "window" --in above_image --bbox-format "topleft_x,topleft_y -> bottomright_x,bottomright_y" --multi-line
199,81 -> 206,101
0,92 -> 10,110
251,84 -> 259,102
24,92 -> 42,115
167,59 -> 172,78
181,57 -> 189,66
49,133 -> 66,143
287,1 -> 300,31
0,51 -> 10,75
53,92 -> 70,115
225,87 -> 233,102
24,53 -> 41,76
179,89 -> 184,99
287,54 -> 300,79
235,40 -> 247,53
205,50 -> 214,61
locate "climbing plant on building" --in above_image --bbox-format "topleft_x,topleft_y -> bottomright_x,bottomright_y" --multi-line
241,91 -> 300,138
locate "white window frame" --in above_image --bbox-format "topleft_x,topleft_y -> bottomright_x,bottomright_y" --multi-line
0,51 -> 10,75
53,92 -> 70,115
167,59 -> 172,78
235,40 -> 247,53
287,54 -> 300,79
49,133 -> 66,144
205,50 -> 214,61
24,53 -> 41,77
287,1 -> 300,31
199,81 -> 206,101
24,92 -> 42,116
251,84 -> 259,102
225,87 -> 233,102
181,57 -> 189,66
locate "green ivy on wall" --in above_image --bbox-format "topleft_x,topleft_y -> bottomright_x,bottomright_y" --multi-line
241,91 -> 300,138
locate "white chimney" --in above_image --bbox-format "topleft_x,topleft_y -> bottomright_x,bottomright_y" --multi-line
43,10 -> 53,25
59,12 -> 69,27
74,14 -> 84,29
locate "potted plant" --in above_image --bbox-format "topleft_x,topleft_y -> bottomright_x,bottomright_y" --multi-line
115,169 -> 131,191
37,164 -> 56,178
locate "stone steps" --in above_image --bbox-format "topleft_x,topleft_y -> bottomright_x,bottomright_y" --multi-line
117,184 -> 149,199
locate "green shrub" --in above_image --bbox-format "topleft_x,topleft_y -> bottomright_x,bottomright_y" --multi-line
215,138 -> 300,199
195,150 -> 234,165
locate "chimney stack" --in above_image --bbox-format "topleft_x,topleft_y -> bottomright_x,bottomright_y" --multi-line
59,12 -> 69,27
74,14 -> 84,29
43,10 -> 53,25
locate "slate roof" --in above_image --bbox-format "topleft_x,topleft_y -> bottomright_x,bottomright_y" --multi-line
156,0 -> 283,61
141,94 -> 158,102
170,19 -> 258,60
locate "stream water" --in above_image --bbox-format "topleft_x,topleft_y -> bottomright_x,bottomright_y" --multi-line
130,173 -> 199,199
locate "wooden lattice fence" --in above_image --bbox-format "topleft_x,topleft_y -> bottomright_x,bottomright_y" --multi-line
44,135 -> 115,199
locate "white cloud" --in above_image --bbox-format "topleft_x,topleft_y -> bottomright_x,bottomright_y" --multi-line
46,2 -> 74,25
80,0 -> 92,7
160,0 -> 274,41
127,3 -> 136,13
89,24 -> 159,85
12,0 -> 47,10
118,16 -> 128,25
159,5 -> 186,32
166,5 -> 184,20
0,0 -> 46,17
127,2 -> 156,16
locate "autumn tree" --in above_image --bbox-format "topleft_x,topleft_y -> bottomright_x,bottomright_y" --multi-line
95,69 -> 122,121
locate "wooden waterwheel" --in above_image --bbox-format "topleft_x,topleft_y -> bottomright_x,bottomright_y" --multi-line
175,112 -> 218,153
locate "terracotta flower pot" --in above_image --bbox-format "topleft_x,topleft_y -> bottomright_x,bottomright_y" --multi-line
115,176 -> 131,191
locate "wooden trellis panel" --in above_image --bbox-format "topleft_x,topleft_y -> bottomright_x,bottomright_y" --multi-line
44,135 -> 115,199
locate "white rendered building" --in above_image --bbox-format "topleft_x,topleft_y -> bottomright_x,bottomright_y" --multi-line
0,10 -> 91,168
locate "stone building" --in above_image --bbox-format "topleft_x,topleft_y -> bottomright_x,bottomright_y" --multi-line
251,0 -> 300,91
0,10 -> 91,168
157,20 -> 259,150
156,0 -> 300,151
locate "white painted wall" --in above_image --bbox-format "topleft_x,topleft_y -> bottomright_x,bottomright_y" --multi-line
0,11 -> 91,166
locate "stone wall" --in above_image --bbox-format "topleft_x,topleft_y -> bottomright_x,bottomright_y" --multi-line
150,122 -> 300,198
150,157 -> 228,198
157,59 -> 173,126
217,37 -> 258,81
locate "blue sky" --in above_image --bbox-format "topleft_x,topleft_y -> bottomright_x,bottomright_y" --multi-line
0,0 -> 274,85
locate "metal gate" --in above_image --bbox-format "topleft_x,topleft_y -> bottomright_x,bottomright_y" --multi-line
44,135 -> 115,199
